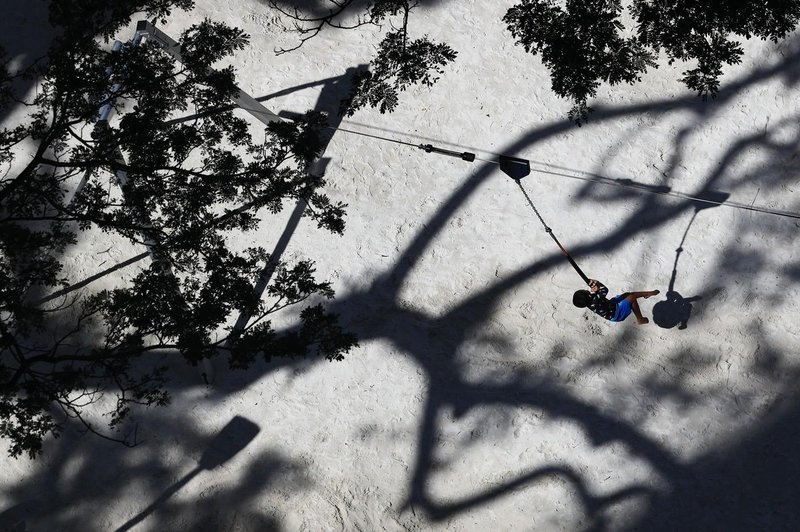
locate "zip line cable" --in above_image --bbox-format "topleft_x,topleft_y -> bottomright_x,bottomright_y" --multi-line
322,124 -> 475,160
135,20 -> 797,221
329,126 -> 418,148
316,121 -> 799,285
523,165 -> 800,220
317,121 -> 800,221
317,120 -> 589,281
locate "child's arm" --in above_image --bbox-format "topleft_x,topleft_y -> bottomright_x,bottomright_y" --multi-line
589,279 -> 609,298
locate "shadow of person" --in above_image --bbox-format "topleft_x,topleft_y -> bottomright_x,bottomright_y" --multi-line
653,290 -> 702,330
654,190 -> 730,330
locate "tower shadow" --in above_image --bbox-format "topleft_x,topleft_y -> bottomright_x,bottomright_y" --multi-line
224,65 -> 366,346
653,191 -> 730,330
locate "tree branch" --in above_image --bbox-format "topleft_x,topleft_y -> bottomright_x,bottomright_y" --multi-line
269,0 -> 373,54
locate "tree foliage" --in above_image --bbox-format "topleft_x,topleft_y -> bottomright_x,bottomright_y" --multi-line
630,0 -> 800,96
270,0 -> 800,122
5,0 -> 800,461
340,29 -> 457,115
505,0 -> 800,123
504,0 -> 656,123
1,1 -> 356,458
270,0 -> 457,115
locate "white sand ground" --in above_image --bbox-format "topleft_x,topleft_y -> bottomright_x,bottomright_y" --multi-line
2,1 -> 800,531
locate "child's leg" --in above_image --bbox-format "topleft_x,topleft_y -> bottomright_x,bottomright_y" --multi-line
627,290 -> 659,299
628,298 -> 648,324
624,290 -> 659,325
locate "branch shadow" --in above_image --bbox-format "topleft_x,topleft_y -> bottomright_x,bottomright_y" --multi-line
310,37 -> 800,524
5,25 -> 800,532
626,389 -> 800,531
193,32 -> 800,526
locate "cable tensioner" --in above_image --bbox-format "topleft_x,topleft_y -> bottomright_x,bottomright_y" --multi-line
419,144 -> 476,162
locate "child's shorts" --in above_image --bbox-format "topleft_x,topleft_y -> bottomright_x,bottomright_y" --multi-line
609,295 -> 631,322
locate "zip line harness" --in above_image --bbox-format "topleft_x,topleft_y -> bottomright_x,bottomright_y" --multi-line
324,128 -> 592,283
500,156 -> 591,285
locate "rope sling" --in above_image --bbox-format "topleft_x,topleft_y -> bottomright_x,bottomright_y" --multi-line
501,156 -> 591,286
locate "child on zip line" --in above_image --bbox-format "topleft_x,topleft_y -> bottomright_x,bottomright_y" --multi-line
573,279 -> 659,324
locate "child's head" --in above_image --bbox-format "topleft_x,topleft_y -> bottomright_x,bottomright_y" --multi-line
573,290 -> 591,308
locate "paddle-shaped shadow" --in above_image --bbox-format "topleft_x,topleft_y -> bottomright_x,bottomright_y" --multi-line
115,415 -> 260,531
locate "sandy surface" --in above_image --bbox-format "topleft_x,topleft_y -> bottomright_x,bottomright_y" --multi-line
2,1 -> 800,530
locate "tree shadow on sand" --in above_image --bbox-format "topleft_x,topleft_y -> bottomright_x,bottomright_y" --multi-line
291,34 -> 800,527
4,29 -> 800,532
213,35 -> 798,527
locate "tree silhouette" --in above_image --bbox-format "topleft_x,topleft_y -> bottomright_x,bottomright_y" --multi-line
270,0 -> 457,115
505,0 -> 800,122
269,0 -> 800,122
0,1 -> 356,458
